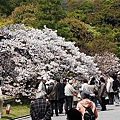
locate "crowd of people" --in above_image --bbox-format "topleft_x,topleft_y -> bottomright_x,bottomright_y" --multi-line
30,72 -> 120,120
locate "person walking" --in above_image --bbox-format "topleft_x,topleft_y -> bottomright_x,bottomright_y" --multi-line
76,91 -> 98,120
30,91 -> 52,120
64,79 -> 77,114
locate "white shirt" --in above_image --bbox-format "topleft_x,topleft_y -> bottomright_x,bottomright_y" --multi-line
38,81 -> 46,94
106,77 -> 114,93
0,87 -> 2,96
81,83 -> 89,93
65,83 -> 76,96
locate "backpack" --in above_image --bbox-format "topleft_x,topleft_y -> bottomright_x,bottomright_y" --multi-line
83,106 -> 96,120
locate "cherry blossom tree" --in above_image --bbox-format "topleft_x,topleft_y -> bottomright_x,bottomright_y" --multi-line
94,52 -> 120,75
0,24 -> 100,99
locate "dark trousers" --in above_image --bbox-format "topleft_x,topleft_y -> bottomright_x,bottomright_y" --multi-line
58,98 -> 64,113
49,100 -> 58,116
114,91 -> 119,104
108,92 -> 114,104
101,97 -> 106,110
65,96 -> 73,112
97,95 -> 102,106
90,96 -> 98,107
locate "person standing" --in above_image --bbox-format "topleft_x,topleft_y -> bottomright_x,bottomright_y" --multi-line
0,80 -> 3,118
38,77 -> 47,94
106,73 -> 114,104
63,79 -> 67,88
56,78 -> 65,114
87,77 -> 98,107
64,79 -> 77,114
81,79 -> 89,93
76,91 -> 98,120
66,108 -> 82,120
72,79 -> 79,108
30,91 -> 52,120
98,77 -> 107,111
112,73 -> 120,106
47,80 -> 59,116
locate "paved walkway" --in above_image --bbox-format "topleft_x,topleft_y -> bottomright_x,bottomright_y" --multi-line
13,104 -> 120,120
51,104 -> 120,120
97,104 -> 120,120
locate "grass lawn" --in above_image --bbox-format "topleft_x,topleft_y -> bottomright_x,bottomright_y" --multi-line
1,104 -> 30,120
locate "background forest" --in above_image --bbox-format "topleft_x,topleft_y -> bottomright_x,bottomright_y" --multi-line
0,0 -> 120,58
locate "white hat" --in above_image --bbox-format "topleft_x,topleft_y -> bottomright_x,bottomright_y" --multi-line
69,80 -> 73,84
45,81 -> 50,85
37,76 -> 41,80
36,90 -> 46,98
42,76 -> 47,81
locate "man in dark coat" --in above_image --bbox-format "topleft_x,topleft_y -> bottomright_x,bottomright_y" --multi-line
112,73 -> 120,106
30,91 -> 52,120
56,78 -> 65,114
47,81 -> 59,116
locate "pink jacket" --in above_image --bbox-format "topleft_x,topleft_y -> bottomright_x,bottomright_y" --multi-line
76,98 -> 98,120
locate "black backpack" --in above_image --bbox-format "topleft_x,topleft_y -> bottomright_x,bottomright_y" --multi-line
83,106 -> 96,120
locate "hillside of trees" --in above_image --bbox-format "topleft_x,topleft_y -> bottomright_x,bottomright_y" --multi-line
0,0 -> 120,58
